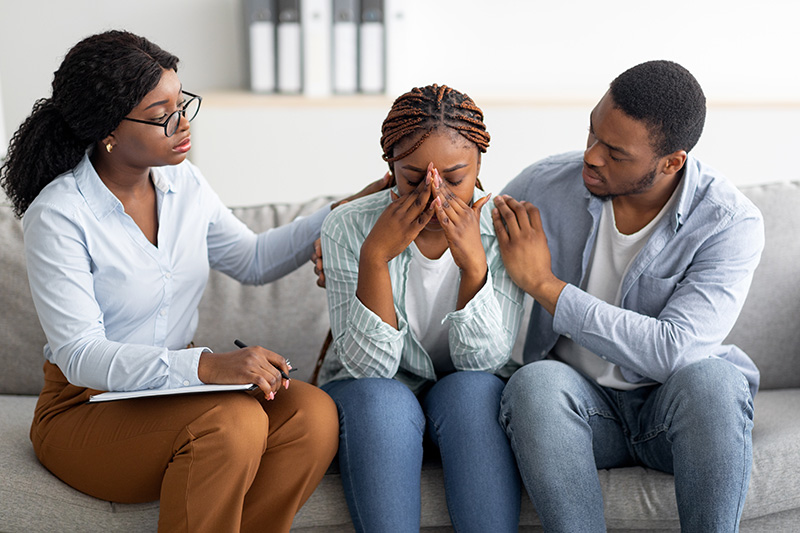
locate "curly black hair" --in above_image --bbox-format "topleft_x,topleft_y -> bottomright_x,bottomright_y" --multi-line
0,30 -> 179,217
609,60 -> 706,157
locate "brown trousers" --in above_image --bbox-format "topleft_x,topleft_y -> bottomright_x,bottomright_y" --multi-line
31,362 -> 339,533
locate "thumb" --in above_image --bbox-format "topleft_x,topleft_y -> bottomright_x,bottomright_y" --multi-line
472,193 -> 492,214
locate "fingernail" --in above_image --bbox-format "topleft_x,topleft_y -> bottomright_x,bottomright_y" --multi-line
268,391 -> 275,400
285,380 -> 290,390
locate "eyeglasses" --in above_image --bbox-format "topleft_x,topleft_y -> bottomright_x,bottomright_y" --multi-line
122,91 -> 202,137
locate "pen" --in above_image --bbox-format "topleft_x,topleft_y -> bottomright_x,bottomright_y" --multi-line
233,339 -> 297,381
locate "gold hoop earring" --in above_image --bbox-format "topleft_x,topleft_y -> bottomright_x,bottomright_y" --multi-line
105,143 -> 113,153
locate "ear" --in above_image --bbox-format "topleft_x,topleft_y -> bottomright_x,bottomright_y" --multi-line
100,133 -> 116,153
662,150 -> 687,176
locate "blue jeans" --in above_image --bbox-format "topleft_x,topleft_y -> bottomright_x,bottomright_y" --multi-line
500,358 -> 754,533
322,372 -> 521,533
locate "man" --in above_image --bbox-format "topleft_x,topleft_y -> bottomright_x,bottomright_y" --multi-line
491,60 -> 763,531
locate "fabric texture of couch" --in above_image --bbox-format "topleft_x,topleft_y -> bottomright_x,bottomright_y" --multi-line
1,183 -> 799,532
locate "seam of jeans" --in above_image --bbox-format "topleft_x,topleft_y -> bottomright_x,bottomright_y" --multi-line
733,377 -> 754,528
424,412 -> 467,532
584,406 -> 617,420
336,402 -> 366,533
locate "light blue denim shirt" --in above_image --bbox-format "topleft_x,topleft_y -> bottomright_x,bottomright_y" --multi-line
501,151 -> 764,397
318,188 -> 525,393
23,152 -> 330,392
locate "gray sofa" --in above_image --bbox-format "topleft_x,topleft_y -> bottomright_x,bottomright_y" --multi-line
1,182 -> 799,532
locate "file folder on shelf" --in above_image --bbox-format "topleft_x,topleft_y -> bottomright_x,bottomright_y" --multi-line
302,0 -> 332,97
332,0 -> 359,94
277,0 -> 302,93
244,0 -> 277,93
359,0 -> 385,93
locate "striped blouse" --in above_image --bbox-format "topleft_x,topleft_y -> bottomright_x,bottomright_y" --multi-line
317,188 -> 524,393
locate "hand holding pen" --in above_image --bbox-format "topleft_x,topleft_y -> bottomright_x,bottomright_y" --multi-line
196,339 -> 297,400
233,340 -> 297,400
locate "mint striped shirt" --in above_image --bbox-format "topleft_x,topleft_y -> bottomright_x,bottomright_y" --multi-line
317,188 -> 524,393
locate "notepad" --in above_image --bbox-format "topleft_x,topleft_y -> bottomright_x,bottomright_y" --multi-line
88,383 -> 258,403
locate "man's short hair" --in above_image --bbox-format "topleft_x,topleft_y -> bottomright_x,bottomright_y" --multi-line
609,60 -> 706,156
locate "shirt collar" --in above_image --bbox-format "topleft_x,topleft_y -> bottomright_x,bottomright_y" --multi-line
74,152 -> 121,220
673,153 -> 700,231
73,152 -> 177,220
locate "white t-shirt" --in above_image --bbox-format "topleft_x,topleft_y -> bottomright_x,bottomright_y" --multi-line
554,190 -> 679,389
405,243 -> 460,375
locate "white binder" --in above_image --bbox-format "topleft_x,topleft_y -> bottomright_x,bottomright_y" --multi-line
333,0 -> 359,94
277,0 -> 302,93
302,0 -> 332,97
245,0 -> 276,93
359,0 -> 384,93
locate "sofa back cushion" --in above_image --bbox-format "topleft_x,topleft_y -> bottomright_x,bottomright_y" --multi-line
724,182 -> 800,390
194,199 -> 333,384
1,183 -> 798,396
0,205 -> 48,394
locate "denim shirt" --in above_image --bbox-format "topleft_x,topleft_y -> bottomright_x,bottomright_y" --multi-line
318,188 -> 525,393
23,153 -> 330,392
501,151 -> 764,397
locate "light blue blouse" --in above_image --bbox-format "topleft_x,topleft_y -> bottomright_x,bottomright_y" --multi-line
23,153 -> 330,392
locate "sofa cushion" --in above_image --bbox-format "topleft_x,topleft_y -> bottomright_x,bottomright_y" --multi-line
3,388 -> 797,531
0,206 -> 47,395
724,182 -> 800,390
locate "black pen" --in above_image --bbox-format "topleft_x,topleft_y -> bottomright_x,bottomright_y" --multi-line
233,339 -> 297,381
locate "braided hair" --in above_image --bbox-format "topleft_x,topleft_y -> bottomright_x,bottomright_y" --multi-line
0,30 -> 179,218
380,84 -> 490,188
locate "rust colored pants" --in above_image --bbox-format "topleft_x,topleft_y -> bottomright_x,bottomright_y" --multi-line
31,362 -> 339,532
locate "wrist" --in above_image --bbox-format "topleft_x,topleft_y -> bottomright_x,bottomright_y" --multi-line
197,352 -> 214,384
460,262 -> 488,285
527,275 -> 567,316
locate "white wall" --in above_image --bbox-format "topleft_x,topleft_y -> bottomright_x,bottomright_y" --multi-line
2,0 -> 799,205
0,75 -> 6,159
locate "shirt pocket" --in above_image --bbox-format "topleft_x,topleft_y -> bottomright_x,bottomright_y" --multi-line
636,272 -> 684,318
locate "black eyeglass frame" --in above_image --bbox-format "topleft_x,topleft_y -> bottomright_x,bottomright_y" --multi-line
121,91 -> 202,137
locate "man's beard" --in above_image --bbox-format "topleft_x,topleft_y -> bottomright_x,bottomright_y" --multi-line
587,165 -> 658,201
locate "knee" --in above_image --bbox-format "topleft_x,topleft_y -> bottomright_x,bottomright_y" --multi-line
502,360 -> 576,413
284,381 -> 340,451
331,378 -> 424,435
198,393 -> 269,458
426,371 -> 504,420
435,371 -> 504,399
670,359 -> 753,417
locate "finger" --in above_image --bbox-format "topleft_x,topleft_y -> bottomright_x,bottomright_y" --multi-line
316,271 -> 326,288
493,195 -> 522,237
526,202 -> 543,231
492,208 -> 511,244
416,199 -> 436,229
472,193 -> 492,215
433,196 -> 449,227
403,169 -> 433,214
504,198 -> 535,232
310,238 -> 322,263
432,170 -> 464,212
